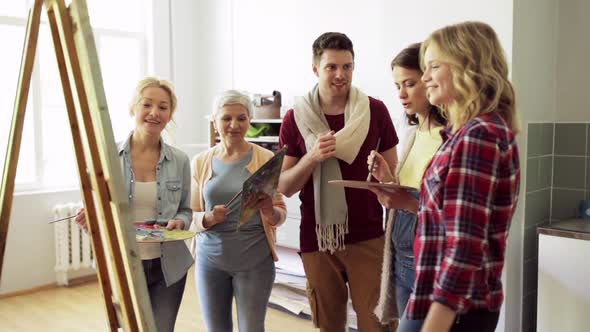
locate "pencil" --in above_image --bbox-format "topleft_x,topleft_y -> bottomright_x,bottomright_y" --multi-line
366,137 -> 382,182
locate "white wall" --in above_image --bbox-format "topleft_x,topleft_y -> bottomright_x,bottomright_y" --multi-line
379,0 -> 514,119
227,0 -> 513,128
513,0 -> 558,123
512,0 -> 559,330
0,190 -> 81,294
556,0 -> 590,122
164,0 -> 517,144
231,0 -> 391,109
170,0 -> 233,157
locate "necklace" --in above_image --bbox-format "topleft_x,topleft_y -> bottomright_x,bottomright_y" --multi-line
417,118 -> 429,132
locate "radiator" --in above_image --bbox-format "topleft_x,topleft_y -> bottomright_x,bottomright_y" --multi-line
53,202 -> 93,285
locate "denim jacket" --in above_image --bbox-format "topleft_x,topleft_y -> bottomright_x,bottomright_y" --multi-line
118,132 -> 194,286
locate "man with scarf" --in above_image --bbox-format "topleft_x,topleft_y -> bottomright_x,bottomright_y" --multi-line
278,32 -> 399,331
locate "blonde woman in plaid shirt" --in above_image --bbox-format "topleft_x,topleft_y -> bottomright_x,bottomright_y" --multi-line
369,21 -> 520,332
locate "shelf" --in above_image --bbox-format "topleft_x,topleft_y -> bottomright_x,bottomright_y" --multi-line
214,136 -> 279,144
245,136 -> 279,143
204,116 -> 281,124
209,117 -> 282,148
250,118 -> 282,123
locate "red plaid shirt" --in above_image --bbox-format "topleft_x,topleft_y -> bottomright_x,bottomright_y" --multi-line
406,112 -> 520,319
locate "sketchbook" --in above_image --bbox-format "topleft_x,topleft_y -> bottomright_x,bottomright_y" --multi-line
237,146 -> 287,229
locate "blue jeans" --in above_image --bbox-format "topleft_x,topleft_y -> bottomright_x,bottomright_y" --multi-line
196,254 -> 275,332
143,258 -> 187,332
397,305 -> 424,332
392,189 -> 424,332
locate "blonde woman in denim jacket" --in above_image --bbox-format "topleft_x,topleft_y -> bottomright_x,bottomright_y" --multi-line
76,77 -> 192,332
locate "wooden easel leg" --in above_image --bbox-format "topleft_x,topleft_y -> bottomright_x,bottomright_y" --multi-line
46,0 -> 155,331
1,0 -> 155,330
0,0 -> 43,276
45,5 -> 119,331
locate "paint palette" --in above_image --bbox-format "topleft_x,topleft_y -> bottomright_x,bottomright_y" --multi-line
135,227 -> 196,243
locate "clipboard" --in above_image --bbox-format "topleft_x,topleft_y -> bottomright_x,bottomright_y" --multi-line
328,180 -> 414,192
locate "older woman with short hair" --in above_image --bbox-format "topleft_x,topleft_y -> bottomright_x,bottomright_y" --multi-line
190,90 -> 286,332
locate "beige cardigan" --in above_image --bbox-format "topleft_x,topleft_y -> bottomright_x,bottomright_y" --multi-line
374,125 -> 417,323
189,143 -> 287,261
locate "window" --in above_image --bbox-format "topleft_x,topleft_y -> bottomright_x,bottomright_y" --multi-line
0,0 -> 152,191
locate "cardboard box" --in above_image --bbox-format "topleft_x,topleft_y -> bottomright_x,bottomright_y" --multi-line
252,90 -> 281,119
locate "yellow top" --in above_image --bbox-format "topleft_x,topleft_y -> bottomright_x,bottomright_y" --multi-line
399,126 -> 444,189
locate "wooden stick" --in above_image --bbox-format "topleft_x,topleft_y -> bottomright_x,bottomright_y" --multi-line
0,0 -> 43,276
45,0 -> 121,329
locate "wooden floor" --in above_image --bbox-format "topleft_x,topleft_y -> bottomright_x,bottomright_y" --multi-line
0,267 -> 316,332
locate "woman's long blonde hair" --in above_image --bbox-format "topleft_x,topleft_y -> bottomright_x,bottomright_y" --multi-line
421,21 -> 519,133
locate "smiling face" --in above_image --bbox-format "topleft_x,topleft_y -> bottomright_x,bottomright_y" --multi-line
421,45 -> 455,106
392,66 -> 430,118
313,49 -> 354,100
213,103 -> 250,144
133,86 -> 172,137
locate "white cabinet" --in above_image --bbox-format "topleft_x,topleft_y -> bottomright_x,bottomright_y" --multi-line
537,232 -> 590,331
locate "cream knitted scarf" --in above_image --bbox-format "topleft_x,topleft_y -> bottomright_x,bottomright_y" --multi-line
293,85 -> 370,253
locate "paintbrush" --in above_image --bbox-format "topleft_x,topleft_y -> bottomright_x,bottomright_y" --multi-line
366,138 -> 382,182
48,214 -> 76,224
224,189 -> 243,209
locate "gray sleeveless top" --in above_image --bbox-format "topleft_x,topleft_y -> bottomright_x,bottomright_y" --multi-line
198,150 -> 270,271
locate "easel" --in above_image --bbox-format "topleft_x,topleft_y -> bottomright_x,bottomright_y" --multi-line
0,0 -> 155,331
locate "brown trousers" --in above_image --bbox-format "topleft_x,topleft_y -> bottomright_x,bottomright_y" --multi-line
302,235 -> 388,332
